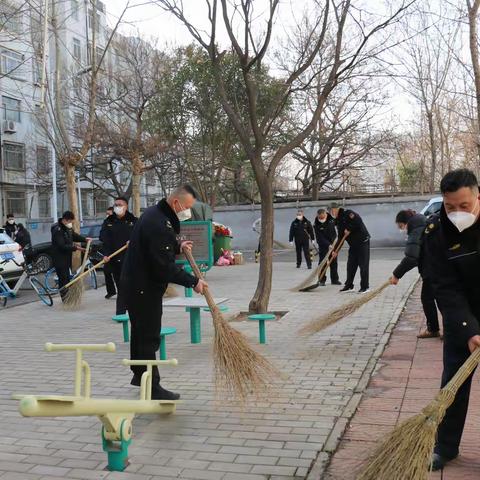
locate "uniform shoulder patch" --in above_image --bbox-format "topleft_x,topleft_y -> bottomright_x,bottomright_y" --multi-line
449,243 -> 461,251
165,220 -> 172,229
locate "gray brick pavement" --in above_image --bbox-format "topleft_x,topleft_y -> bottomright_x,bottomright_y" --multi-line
0,255 -> 416,479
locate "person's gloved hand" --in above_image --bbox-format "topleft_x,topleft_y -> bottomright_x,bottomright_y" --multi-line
181,241 -> 193,252
289,241 -> 294,246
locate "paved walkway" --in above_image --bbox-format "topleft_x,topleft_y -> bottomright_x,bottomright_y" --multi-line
0,254 -> 416,480
324,283 -> 480,480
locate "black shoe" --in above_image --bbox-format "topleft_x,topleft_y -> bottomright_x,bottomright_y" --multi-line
307,265 -> 312,270
151,384 -> 180,401
339,285 -> 354,293
319,281 -> 326,286
296,265 -> 301,268
105,293 -> 116,299
430,452 -> 457,471
331,281 -> 342,285
358,288 -> 370,294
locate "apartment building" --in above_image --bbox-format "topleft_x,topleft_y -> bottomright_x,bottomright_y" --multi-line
0,0 -> 163,240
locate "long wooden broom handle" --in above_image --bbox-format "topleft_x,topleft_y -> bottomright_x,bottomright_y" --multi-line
318,231 -> 349,280
78,239 -> 92,274
183,249 -> 218,312
61,244 -> 128,290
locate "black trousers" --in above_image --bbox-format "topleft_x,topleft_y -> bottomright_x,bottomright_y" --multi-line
421,279 -> 439,332
104,262 -> 116,295
127,287 -> 165,383
435,340 -> 475,459
345,240 -> 370,290
318,245 -> 339,283
110,259 -> 127,314
295,239 -> 311,267
55,265 -> 70,302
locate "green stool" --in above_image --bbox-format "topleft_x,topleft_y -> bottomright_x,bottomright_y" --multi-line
202,305 -> 229,313
112,314 -> 129,342
160,327 -> 177,360
248,313 -> 276,344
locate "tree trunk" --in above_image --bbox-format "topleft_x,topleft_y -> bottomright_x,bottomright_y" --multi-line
426,111 -> 437,193
131,153 -> 142,217
65,160 -> 81,268
248,179 -> 274,314
468,0 -> 480,166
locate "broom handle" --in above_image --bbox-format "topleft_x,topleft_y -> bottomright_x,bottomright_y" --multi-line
318,232 -> 349,280
183,249 -> 217,312
62,244 -> 128,290
78,239 -> 92,274
443,346 -> 480,395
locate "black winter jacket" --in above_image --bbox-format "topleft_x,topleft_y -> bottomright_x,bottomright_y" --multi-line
393,213 -> 427,279
289,217 -> 314,243
3,222 -> 16,239
15,228 -> 31,249
424,205 -> 480,348
51,221 -> 87,269
100,211 -> 137,260
314,214 -> 337,249
336,208 -> 370,246
121,199 -> 198,294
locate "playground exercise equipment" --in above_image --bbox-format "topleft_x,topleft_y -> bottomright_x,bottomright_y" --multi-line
12,342 -> 179,472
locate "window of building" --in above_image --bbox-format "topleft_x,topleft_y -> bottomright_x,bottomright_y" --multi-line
6,190 -> 26,216
81,194 -> 90,216
71,0 -> 79,21
1,49 -> 24,79
94,195 -> 109,215
73,38 -> 81,62
3,142 -> 25,170
38,193 -> 51,218
36,146 -> 50,174
87,44 -> 104,66
2,96 -> 21,122
73,112 -> 84,137
0,4 -> 22,34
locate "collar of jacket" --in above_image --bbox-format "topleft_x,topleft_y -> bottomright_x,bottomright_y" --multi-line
158,199 -> 180,233
439,203 -> 480,242
108,211 -> 136,223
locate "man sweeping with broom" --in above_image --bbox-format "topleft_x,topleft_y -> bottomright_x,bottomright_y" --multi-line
120,186 -> 207,401
422,169 -> 480,471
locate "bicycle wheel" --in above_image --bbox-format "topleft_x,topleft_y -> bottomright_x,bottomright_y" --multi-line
44,268 -> 59,294
29,277 -> 53,306
89,268 -> 98,290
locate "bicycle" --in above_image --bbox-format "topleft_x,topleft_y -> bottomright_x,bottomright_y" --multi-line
44,254 -> 98,294
0,254 -> 53,307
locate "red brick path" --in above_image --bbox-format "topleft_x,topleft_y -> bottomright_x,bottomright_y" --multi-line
324,283 -> 480,479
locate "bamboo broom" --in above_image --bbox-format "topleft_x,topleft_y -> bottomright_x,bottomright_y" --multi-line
63,240 -> 92,309
60,244 -> 128,303
292,232 -> 349,293
183,249 -> 280,403
358,346 -> 480,480
299,279 -> 390,335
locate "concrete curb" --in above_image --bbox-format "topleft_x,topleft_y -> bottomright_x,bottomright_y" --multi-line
305,276 -> 420,480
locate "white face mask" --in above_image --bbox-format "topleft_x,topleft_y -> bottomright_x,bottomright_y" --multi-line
177,208 -> 192,222
114,206 -> 125,216
318,217 -> 326,223
7,219 -> 14,224
65,222 -> 73,229
447,204 -> 479,232
296,215 -> 303,221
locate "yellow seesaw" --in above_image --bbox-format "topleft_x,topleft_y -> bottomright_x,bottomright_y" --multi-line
12,343 -> 180,471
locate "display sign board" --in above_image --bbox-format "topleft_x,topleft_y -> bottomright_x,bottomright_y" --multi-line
175,221 -> 213,270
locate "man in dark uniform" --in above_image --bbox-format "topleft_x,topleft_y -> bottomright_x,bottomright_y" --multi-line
313,208 -> 341,286
100,198 -> 137,314
289,210 -> 314,269
51,211 -> 90,301
102,207 -> 117,300
121,186 -> 207,400
3,213 -> 17,239
329,202 -> 370,293
423,169 -> 480,471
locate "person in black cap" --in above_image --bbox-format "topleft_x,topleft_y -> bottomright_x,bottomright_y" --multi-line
289,209 -> 314,269
329,202 -> 370,293
314,208 -> 341,286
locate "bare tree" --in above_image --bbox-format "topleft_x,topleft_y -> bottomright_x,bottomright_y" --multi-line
155,0 -> 412,312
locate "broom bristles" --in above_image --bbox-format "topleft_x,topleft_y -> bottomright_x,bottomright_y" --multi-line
62,280 -> 85,310
290,246 -> 332,292
299,280 -> 390,335
211,307 -> 280,402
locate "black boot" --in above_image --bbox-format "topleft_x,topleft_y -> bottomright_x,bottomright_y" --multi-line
151,384 -> 180,400
430,453 -> 457,471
